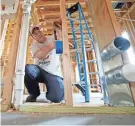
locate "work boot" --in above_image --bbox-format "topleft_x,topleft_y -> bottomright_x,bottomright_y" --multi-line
26,95 -> 37,102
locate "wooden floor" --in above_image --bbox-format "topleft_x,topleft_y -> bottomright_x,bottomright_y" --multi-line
20,92 -> 135,114
20,105 -> 135,114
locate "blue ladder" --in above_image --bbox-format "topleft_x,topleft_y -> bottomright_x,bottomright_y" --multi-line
67,2 -> 109,103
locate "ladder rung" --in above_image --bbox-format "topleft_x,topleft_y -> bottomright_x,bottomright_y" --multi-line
73,25 -> 86,32
70,48 -> 80,53
87,60 -> 97,63
80,60 -> 97,64
75,34 -> 89,41
73,26 -> 80,32
80,81 -> 85,84
70,47 -> 93,53
72,34 -> 93,42
81,72 -> 98,76
76,34 -> 93,42
89,72 -> 99,75
81,83 -> 100,86
84,34 -> 94,42
75,39 -> 81,42
81,76 -> 84,81
79,82 -> 100,86
70,17 -> 84,22
86,48 -> 93,51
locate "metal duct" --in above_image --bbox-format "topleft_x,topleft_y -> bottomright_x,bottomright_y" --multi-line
101,37 -> 130,61
105,64 -> 135,84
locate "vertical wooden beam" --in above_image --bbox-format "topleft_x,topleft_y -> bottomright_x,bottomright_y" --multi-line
86,0 -> 117,49
123,17 -> 135,43
122,10 -> 135,103
128,7 -> 135,103
60,0 -> 73,106
2,21 -> 12,77
2,5 -> 22,111
31,3 -> 39,25
126,14 -> 135,43
105,0 -> 121,36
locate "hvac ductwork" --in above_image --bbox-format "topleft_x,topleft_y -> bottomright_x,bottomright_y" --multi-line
101,37 -> 130,61
105,64 -> 135,84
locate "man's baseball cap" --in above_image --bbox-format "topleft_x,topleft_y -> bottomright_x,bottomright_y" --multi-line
29,25 -> 40,35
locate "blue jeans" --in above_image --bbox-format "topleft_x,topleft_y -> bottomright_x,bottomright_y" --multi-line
24,64 -> 64,103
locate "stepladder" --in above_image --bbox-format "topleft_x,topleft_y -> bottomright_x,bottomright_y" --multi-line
67,2 -> 109,103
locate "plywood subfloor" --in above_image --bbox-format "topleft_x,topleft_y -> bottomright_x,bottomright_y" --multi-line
20,92 -> 135,114
20,105 -> 135,114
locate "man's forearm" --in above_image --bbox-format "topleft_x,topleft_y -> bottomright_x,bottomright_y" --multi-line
35,43 -> 54,60
41,46 -> 53,59
34,48 -> 52,60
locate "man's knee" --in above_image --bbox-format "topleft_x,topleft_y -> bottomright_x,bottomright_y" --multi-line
25,64 -> 32,73
25,64 -> 40,79
46,90 -> 64,103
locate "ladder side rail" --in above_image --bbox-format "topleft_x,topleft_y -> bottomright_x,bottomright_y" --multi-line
78,4 -> 90,102
79,3 -> 110,104
68,12 -> 83,85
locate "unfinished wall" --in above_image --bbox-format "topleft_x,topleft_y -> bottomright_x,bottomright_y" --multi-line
86,0 -> 134,106
128,7 -> 135,103
129,8 -> 135,37
119,5 -> 135,103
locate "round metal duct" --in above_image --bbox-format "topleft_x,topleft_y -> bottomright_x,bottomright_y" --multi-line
101,37 -> 130,61
105,64 -> 135,84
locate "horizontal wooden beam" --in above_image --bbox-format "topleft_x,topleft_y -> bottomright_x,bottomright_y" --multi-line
41,24 -> 93,29
36,0 -> 86,7
39,9 -> 88,17
111,0 -> 135,2
43,28 -> 93,35
39,16 -> 92,23
40,20 -> 92,26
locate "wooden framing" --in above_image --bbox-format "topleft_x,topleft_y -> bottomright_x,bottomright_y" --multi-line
86,0 -> 135,106
111,0 -> 135,2
36,0 -> 86,7
118,3 -> 135,23
128,6 -> 135,103
105,0 -> 121,36
1,5 -> 22,111
31,3 -> 39,25
114,2 -> 135,103
60,0 -> 73,106
1,0 -> 135,112
86,0 -> 117,49
1,21 -> 12,77
123,7 -> 135,103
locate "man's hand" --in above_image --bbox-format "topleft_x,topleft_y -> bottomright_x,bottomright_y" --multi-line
40,42 -> 55,51
54,18 -> 62,25
53,18 -> 62,30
